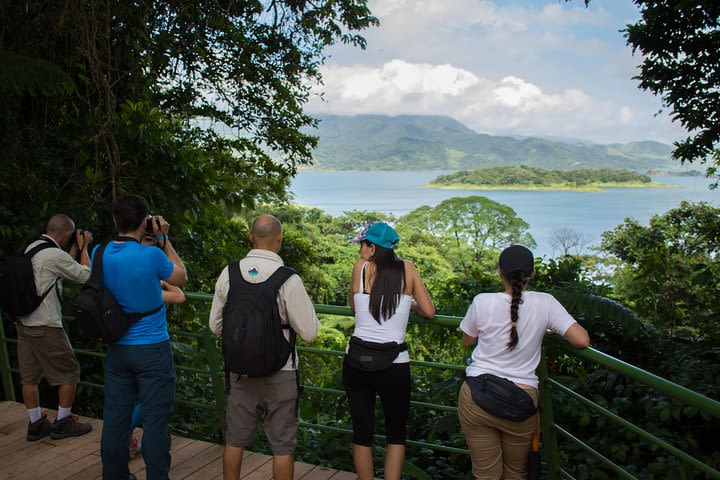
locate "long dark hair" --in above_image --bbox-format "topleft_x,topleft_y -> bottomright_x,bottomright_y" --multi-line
364,240 -> 405,324
507,270 -> 532,350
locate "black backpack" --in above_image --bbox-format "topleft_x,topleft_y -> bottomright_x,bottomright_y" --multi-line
222,262 -> 297,378
72,240 -> 162,344
0,240 -> 59,316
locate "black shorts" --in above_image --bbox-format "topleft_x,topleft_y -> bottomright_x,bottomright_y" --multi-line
342,358 -> 411,446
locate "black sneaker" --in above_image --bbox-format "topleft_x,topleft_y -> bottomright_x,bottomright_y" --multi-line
50,413 -> 92,439
27,414 -> 52,441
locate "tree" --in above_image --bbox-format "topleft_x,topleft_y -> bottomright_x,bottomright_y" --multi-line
0,1 -> 377,287
600,201 -> 720,334
549,227 -> 588,257
398,196 -> 535,274
624,1 -> 720,187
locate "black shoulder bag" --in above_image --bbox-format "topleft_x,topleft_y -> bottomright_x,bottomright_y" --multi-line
72,238 -> 163,344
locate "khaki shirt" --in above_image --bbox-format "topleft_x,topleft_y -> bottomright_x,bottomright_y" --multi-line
18,235 -> 91,328
208,249 -> 319,371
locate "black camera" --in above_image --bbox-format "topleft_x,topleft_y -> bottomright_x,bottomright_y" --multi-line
146,214 -> 155,234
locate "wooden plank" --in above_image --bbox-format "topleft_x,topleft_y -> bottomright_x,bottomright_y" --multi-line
300,466 -> 341,480
294,462 -> 318,478
181,448 -> 226,480
327,471 -> 359,480
0,402 -> 362,480
45,450 -> 103,480
238,452 -> 273,477
241,455 -> 277,480
5,419 -> 103,479
170,442 -> 223,479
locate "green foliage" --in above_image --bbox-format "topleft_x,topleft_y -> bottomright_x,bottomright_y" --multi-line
431,166 -> 652,188
625,0 -> 720,187
600,201 -> 720,334
0,0 -> 377,289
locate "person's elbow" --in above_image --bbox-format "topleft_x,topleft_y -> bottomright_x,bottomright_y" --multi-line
566,324 -> 590,349
462,333 -> 478,347
420,305 -> 435,320
167,267 -> 188,287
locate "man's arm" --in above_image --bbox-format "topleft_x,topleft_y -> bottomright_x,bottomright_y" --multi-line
208,268 -> 230,336
153,215 -> 187,286
281,276 -> 319,343
162,238 -> 187,287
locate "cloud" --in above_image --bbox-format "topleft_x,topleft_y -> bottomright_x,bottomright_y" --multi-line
312,60 -> 589,115
309,59 -> 682,143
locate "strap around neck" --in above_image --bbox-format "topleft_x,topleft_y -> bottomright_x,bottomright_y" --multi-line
116,236 -> 140,243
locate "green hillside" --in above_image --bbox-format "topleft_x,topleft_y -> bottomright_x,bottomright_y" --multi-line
307,114 -> 676,171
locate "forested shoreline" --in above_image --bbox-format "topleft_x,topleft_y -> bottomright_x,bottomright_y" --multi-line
427,166 -> 664,191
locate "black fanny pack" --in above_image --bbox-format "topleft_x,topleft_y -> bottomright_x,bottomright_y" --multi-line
466,373 -> 537,422
345,335 -> 407,372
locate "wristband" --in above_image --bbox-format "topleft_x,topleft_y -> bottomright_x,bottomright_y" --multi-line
157,235 -> 165,241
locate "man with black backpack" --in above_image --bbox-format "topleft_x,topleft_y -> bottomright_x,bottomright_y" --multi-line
11,214 -> 94,441
209,214 -> 319,480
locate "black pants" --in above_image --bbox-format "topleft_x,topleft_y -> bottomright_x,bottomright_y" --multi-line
342,357 -> 411,446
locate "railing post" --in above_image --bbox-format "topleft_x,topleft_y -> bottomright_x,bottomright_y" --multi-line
0,312 -> 16,401
538,348 -> 560,479
200,320 -> 227,440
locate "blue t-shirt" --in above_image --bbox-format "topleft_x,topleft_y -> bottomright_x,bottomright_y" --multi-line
92,241 -> 174,345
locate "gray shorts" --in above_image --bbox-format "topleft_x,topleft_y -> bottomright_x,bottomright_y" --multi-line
16,323 -> 80,386
225,369 -> 299,455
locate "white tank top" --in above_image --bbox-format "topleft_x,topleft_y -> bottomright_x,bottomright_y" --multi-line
348,262 -> 412,363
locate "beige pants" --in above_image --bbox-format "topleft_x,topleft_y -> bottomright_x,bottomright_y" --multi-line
458,381 -> 538,480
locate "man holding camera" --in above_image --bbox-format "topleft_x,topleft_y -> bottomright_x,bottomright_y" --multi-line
17,214 -> 94,441
99,194 -> 187,480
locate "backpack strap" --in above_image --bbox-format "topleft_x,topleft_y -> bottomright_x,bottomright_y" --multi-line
91,242 -> 163,320
26,239 -> 61,304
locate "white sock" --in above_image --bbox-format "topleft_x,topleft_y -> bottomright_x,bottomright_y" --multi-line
57,406 -> 72,420
27,407 -> 42,423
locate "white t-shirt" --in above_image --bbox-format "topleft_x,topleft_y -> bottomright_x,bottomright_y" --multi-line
460,291 -> 577,388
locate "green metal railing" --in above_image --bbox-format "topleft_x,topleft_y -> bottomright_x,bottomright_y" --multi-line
1,292 -> 719,479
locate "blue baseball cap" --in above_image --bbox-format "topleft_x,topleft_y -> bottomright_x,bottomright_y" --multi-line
351,222 -> 400,249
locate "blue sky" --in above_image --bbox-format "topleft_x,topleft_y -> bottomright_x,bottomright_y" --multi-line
306,0 -> 686,145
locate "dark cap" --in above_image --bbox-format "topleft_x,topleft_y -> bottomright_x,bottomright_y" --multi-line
499,245 -> 534,277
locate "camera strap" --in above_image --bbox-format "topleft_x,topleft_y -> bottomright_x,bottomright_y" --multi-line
116,236 -> 140,243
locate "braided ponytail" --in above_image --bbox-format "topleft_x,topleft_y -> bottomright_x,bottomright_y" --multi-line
507,270 -> 530,350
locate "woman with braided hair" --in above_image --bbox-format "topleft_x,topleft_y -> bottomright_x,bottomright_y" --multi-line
458,245 -> 590,479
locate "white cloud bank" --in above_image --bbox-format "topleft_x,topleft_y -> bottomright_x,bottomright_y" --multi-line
309,59 -> 597,136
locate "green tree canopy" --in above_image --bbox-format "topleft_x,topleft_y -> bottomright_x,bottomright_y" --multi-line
600,201 -> 720,334
624,0 -> 720,186
0,1 -> 377,287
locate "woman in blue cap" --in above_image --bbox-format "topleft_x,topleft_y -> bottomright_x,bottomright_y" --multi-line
344,222 -> 435,480
458,245 -> 590,479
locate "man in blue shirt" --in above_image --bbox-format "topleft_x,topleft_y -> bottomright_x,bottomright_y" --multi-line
99,194 -> 187,480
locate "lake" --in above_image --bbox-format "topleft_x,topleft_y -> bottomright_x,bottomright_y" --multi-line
289,171 -> 718,257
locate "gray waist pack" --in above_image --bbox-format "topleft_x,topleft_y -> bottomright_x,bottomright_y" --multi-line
466,373 -> 537,422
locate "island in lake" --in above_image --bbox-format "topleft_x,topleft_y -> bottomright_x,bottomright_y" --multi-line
426,166 -> 675,192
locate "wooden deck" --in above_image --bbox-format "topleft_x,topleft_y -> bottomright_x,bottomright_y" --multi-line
0,401 -> 360,479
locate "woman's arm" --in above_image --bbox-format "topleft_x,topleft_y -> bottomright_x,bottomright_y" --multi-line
405,261 -> 435,319
564,323 -> 590,348
349,259 -> 365,312
161,280 -> 186,305
462,332 -> 478,347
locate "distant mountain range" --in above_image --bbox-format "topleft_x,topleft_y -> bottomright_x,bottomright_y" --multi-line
305,114 -> 676,171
